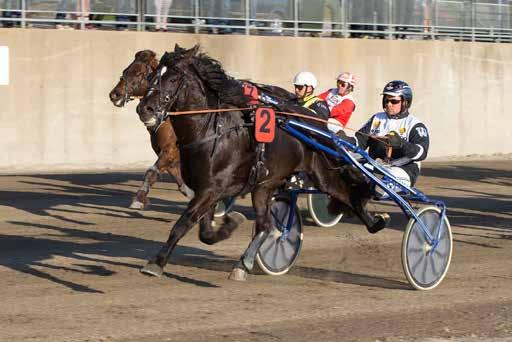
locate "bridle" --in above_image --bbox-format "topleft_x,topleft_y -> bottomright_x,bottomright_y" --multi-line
118,61 -> 155,106
143,60 -> 243,155
143,64 -> 187,130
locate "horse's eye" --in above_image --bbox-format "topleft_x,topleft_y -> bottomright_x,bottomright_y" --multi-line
164,95 -> 171,103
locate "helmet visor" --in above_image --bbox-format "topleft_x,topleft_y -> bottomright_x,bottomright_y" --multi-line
382,91 -> 402,97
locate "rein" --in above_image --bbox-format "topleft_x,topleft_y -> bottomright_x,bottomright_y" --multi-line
120,73 -> 135,105
168,108 -> 253,152
167,107 -> 253,115
179,123 -> 250,151
163,106 -> 391,147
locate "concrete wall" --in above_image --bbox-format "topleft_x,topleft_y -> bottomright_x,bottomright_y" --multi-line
0,29 -> 511,172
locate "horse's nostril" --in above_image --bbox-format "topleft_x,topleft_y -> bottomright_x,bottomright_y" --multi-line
145,105 -> 155,114
136,102 -> 154,119
110,91 -> 120,101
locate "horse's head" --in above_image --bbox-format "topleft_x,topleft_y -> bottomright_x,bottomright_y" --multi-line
136,44 -> 203,128
109,50 -> 159,107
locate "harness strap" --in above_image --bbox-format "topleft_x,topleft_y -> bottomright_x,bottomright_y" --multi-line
178,123 -> 249,151
248,143 -> 269,186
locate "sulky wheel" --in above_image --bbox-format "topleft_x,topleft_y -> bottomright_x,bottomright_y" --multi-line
402,206 -> 453,291
256,194 -> 304,275
307,193 -> 344,228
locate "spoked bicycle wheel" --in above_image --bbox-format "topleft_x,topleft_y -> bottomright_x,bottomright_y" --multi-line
255,195 -> 304,276
213,197 -> 235,218
307,193 -> 343,228
402,206 -> 453,291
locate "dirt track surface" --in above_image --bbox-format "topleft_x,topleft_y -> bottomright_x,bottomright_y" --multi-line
1,160 -> 511,342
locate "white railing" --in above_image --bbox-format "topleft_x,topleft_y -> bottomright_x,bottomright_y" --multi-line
0,0 -> 510,42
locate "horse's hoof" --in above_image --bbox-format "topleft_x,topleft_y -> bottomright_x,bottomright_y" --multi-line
227,211 -> 246,225
129,200 -> 146,210
140,262 -> 163,278
368,213 -> 390,234
180,184 -> 195,199
228,267 -> 247,281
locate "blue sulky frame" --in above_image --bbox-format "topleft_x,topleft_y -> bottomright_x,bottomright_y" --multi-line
275,118 -> 448,250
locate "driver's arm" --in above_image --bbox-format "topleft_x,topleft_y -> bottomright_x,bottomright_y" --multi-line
353,116 -> 374,150
402,123 -> 430,161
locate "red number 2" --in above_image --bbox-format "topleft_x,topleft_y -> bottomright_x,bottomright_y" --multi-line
255,107 -> 275,143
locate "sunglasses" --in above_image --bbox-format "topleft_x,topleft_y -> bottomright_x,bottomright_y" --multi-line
337,81 -> 348,87
384,98 -> 402,105
294,85 -> 305,91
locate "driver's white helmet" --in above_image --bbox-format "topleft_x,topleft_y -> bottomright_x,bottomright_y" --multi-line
336,72 -> 356,87
293,71 -> 318,89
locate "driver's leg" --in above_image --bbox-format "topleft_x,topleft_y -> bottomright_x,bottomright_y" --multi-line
387,166 -> 411,187
374,166 -> 411,199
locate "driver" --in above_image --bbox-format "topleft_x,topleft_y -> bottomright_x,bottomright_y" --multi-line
284,71 -> 330,189
330,80 -> 430,188
290,71 -> 330,120
319,71 -> 357,128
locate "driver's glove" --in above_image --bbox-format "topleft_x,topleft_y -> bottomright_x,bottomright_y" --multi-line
335,129 -> 349,141
385,131 -> 404,149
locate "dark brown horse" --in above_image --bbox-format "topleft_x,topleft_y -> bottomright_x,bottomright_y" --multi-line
135,44 -> 389,281
109,50 -> 193,210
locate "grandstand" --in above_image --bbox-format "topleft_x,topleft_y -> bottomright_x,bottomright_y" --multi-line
0,0 -> 510,42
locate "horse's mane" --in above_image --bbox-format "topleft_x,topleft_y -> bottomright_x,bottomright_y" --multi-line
159,46 -> 336,156
161,45 -> 294,107
159,47 -> 224,90
134,50 -> 159,71
193,52 -> 230,92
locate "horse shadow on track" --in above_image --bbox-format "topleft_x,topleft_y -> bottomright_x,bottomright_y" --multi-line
0,172 -> 236,292
0,172 -> 426,292
0,220 -> 242,293
0,220 -> 411,293
0,172 -> 189,223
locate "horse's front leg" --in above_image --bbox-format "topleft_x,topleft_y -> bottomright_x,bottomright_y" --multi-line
229,186 -> 274,281
155,117 -> 194,198
140,191 -> 216,278
130,126 -> 168,210
157,148 -> 194,199
130,163 -> 160,210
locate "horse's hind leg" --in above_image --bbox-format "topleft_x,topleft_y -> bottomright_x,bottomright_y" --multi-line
141,191 -> 216,277
313,165 -> 389,234
339,167 -> 390,234
229,186 -> 274,281
348,192 -> 389,234
198,207 -> 245,245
